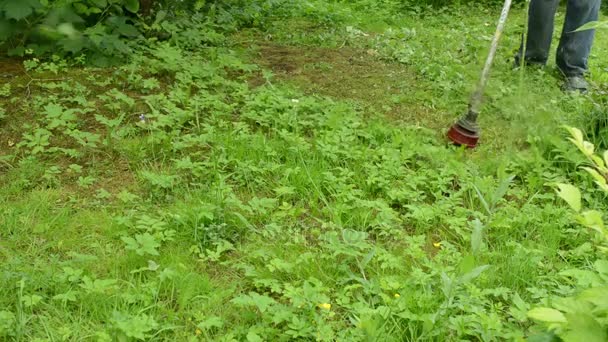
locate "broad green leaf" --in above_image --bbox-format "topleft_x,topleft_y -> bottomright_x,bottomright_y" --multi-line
115,22 -> 139,37
123,0 -> 140,13
554,295 -> 594,315
440,272 -> 452,298
154,10 -> 167,25
473,184 -> 491,215
3,0 -> 41,20
579,287 -> 608,310
574,20 -> 608,32
578,210 -> 606,236
135,233 -> 160,256
106,16 -> 140,37
0,17 -> 14,40
471,219 -> 484,254
559,269 -> 602,287
460,264 -> 489,283
231,293 -> 277,313
527,307 -> 567,323
565,126 -> 584,147
360,248 -> 375,268
556,183 -> 581,212
594,260 -> 608,276
57,23 -> 78,38
249,293 -> 276,312
247,332 -> 264,342
122,233 -> 160,256
590,154 -> 605,168
53,290 -> 77,302
90,0 -> 108,7
526,332 -> 560,342
197,316 -> 224,330
512,293 -> 528,312
72,3 -> 89,15
59,36 -> 86,53
459,254 -> 476,275
583,141 -> 596,156
194,0 -> 206,10
561,313 -> 606,342
583,167 -> 607,188
21,294 -> 43,307
492,174 -> 515,206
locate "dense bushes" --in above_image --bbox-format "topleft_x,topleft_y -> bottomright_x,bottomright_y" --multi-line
0,0 -> 287,64
0,0 -> 144,63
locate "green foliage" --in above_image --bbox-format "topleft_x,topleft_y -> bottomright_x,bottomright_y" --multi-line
1,0 -> 608,340
528,127 -> 608,341
0,0 -> 291,63
0,0 -> 142,62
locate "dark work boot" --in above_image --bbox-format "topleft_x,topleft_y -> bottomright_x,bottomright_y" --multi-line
562,75 -> 590,93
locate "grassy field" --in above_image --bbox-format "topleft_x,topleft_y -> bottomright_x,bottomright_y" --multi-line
1,1 -> 607,341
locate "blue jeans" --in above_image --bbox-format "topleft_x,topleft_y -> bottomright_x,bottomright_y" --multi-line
516,0 -> 601,77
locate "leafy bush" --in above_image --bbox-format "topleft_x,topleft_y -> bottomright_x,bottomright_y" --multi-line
528,127 -> 608,341
0,0 -> 142,63
0,0 -> 289,64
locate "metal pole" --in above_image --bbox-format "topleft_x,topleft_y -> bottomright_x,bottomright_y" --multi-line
459,0 -> 513,130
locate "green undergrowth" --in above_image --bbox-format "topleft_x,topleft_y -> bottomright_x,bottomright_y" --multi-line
1,1 -> 607,341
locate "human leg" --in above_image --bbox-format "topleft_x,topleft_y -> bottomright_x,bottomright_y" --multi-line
515,0 -> 560,66
556,0 -> 601,76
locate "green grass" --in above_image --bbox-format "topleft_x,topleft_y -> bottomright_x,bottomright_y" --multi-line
0,1 -> 607,341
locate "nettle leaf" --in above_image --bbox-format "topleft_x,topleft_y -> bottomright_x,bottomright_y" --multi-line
3,0 -> 41,20
528,307 -> 567,323
231,292 -> 277,313
112,312 -> 158,340
137,233 -> 160,255
107,16 -> 139,37
247,332 -> 264,342
555,183 -> 581,212
21,294 -> 43,307
90,0 -> 108,8
197,316 -> 224,330
123,0 -> 139,13
53,290 -> 78,302
122,233 -> 161,256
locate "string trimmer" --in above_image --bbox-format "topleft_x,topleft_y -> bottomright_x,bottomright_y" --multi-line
447,0 -> 513,148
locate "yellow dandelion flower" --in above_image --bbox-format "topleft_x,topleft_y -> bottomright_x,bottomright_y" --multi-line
394,293 -> 400,298
433,242 -> 442,248
317,303 -> 331,310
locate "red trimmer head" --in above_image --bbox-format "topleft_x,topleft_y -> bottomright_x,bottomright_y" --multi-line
447,122 -> 479,148
447,108 -> 480,149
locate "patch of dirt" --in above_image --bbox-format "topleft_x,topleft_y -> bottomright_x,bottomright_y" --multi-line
245,41 -> 446,129
0,57 -> 24,78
